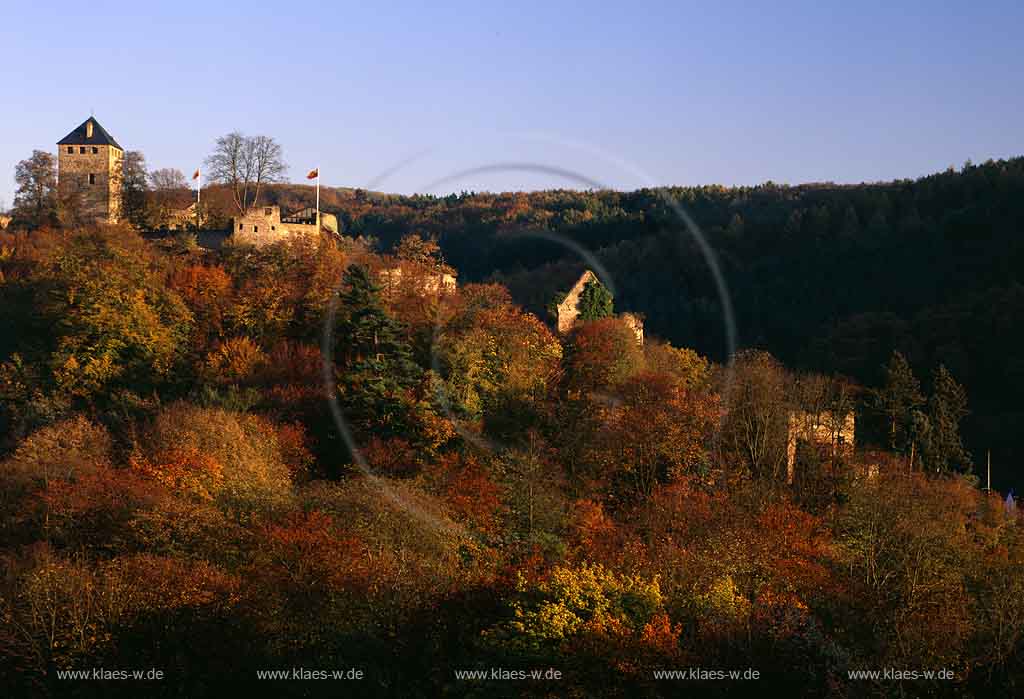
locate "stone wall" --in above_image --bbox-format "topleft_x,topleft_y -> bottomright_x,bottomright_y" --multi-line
231,206 -> 332,246
233,206 -> 289,246
378,266 -> 457,298
556,270 -> 598,334
786,410 -> 856,483
556,270 -> 644,344
58,143 -> 122,222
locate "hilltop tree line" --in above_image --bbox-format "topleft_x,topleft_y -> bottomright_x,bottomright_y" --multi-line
0,212 -> 1021,696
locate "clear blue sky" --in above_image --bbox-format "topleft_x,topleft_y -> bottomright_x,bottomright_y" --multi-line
1,1 -> 1021,208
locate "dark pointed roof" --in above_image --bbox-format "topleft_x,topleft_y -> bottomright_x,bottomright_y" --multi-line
57,117 -> 123,150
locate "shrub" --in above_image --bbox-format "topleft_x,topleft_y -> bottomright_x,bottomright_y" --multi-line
132,403 -> 294,520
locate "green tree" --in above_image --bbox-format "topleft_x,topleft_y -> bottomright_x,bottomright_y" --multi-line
871,351 -> 924,453
923,364 -> 972,473
576,279 -> 614,322
335,264 -> 421,437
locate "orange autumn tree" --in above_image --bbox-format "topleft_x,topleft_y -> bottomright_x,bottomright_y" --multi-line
202,336 -> 269,386
168,263 -> 234,347
131,444 -> 225,502
131,403 -> 293,519
420,451 -> 506,536
0,416 -> 162,548
603,371 -> 721,500
562,317 -> 643,397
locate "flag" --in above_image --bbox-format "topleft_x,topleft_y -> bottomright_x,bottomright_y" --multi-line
306,168 -> 319,180
192,169 -> 200,181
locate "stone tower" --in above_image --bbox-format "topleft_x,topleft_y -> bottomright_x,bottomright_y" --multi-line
57,117 -> 124,223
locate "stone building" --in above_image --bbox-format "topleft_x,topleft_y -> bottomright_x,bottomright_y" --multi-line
556,269 -> 644,344
57,117 -> 124,223
556,270 -> 599,334
231,205 -> 340,246
378,266 -> 457,297
786,409 -> 855,483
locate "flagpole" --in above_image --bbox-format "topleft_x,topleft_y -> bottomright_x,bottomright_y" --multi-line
196,167 -> 201,230
316,168 -> 320,229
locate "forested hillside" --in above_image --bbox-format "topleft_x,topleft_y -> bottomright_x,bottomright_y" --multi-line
284,157 -> 1024,490
1,161 -> 1023,696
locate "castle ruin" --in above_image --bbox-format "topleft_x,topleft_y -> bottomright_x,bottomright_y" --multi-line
556,270 -> 644,344
786,409 -> 856,483
231,205 -> 340,246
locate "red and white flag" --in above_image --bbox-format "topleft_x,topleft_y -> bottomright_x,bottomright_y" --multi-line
192,168 -> 200,181
306,168 -> 318,180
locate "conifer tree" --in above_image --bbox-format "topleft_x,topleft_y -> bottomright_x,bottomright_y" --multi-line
335,264 -> 421,436
577,279 -> 614,322
871,351 -> 924,453
924,364 -> 972,473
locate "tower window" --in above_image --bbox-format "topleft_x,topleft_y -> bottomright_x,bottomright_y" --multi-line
92,147 -> 98,154
264,208 -> 272,215
86,121 -> 94,139
239,224 -> 244,231
67,146 -> 74,154
88,173 -> 96,185
80,147 -> 86,154
254,226 -> 259,233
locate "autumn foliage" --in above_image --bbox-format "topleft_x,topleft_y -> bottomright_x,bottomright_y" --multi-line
0,226 -> 1022,697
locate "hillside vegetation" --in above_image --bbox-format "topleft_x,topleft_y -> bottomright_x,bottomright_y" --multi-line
0,217 -> 1022,696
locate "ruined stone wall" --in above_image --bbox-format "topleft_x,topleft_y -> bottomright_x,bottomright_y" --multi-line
378,266 -> 457,299
786,410 -> 856,483
556,270 -> 598,334
556,270 -> 643,345
166,203 -> 209,231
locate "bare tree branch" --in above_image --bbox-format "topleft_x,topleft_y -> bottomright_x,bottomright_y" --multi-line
204,132 -> 287,214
